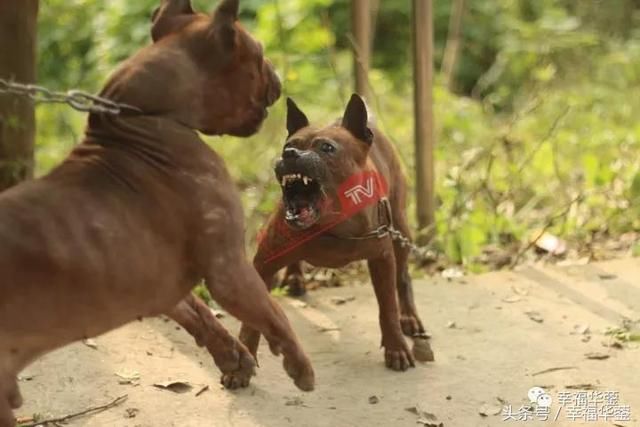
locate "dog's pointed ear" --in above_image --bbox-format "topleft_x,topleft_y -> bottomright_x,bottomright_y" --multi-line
341,93 -> 373,145
286,98 -> 310,137
151,0 -> 194,42
212,0 -> 239,49
215,0 -> 239,18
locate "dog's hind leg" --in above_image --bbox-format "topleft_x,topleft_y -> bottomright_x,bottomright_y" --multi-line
281,262 -> 305,296
390,211 -> 434,361
167,294 -> 256,389
204,259 -> 314,391
393,239 -> 428,339
389,205 -> 428,340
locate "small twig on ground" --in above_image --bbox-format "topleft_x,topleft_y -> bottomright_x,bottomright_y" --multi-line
531,366 -> 577,376
18,395 -> 128,427
195,385 -> 210,397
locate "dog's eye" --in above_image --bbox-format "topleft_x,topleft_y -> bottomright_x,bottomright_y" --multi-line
321,142 -> 336,154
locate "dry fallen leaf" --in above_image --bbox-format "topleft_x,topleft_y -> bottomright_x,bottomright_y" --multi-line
417,418 -> 443,427
153,381 -> 193,394
585,352 -> 610,360
330,296 -> 356,305
502,295 -> 522,303
284,397 -> 304,406
572,324 -> 590,335
368,395 -> 379,404
124,408 -> 139,419
525,311 -> 544,323
115,371 -> 141,386
83,338 -> 98,350
603,340 -> 624,349
446,321 -> 457,329
405,407 -> 442,427
511,286 -> 530,296
478,403 -> 502,417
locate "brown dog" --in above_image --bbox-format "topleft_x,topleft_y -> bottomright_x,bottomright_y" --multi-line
232,94 -> 433,380
0,1 -> 314,424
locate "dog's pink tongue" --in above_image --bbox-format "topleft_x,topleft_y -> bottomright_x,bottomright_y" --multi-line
298,207 -> 314,226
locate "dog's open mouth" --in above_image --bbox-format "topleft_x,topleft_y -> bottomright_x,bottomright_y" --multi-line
280,173 -> 322,229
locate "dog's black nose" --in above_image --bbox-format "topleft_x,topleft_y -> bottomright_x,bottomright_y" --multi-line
283,147 -> 301,160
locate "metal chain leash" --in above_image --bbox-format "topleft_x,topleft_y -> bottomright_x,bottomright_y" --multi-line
388,225 -> 437,261
0,78 -> 142,115
357,197 -> 437,262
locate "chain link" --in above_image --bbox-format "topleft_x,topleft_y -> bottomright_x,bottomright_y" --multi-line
0,78 -> 142,115
387,225 -> 436,261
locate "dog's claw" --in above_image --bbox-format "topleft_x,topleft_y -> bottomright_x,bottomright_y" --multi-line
218,350 -> 256,390
220,371 -> 251,389
283,351 -> 315,391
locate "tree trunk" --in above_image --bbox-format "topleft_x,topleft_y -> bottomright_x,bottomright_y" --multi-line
412,0 -> 435,242
351,0 -> 371,100
0,0 -> 38,191
441,0 -> 465,91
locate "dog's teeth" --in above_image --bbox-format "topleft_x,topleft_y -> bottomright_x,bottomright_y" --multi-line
281,177 -> 286,186
303,176 -> 308,185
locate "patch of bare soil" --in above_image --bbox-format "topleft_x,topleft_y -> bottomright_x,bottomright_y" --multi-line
16,258 -> 640,426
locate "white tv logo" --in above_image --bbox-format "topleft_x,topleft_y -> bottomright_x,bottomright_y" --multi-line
344,177 -> 375,205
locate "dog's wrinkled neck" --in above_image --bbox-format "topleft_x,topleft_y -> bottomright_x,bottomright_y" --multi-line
96,43 -> 205,130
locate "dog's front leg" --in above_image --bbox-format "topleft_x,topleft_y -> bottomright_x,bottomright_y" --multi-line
167,294 -> 256,389
204,259 -> 314,391
237,259 -> 281,361
0,376 -> 20,427
0,398 -> 12,427
367,248 -> 415,371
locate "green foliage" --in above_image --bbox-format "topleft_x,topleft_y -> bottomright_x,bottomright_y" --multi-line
32,0 -> 640,269
192,281 -> 213,305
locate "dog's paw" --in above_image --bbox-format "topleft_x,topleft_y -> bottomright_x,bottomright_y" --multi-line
217,347 -> 256,390
400,313 -> 430,339
282,273 -> 306,297
283,351 -> 315,392
384,342 -> 415,372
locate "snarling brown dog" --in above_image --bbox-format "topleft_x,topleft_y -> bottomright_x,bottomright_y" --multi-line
230,95 -> 434,383
0,1 -> 314,424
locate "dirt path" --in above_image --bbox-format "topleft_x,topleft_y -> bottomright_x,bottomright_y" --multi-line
16,258 -> 640,427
